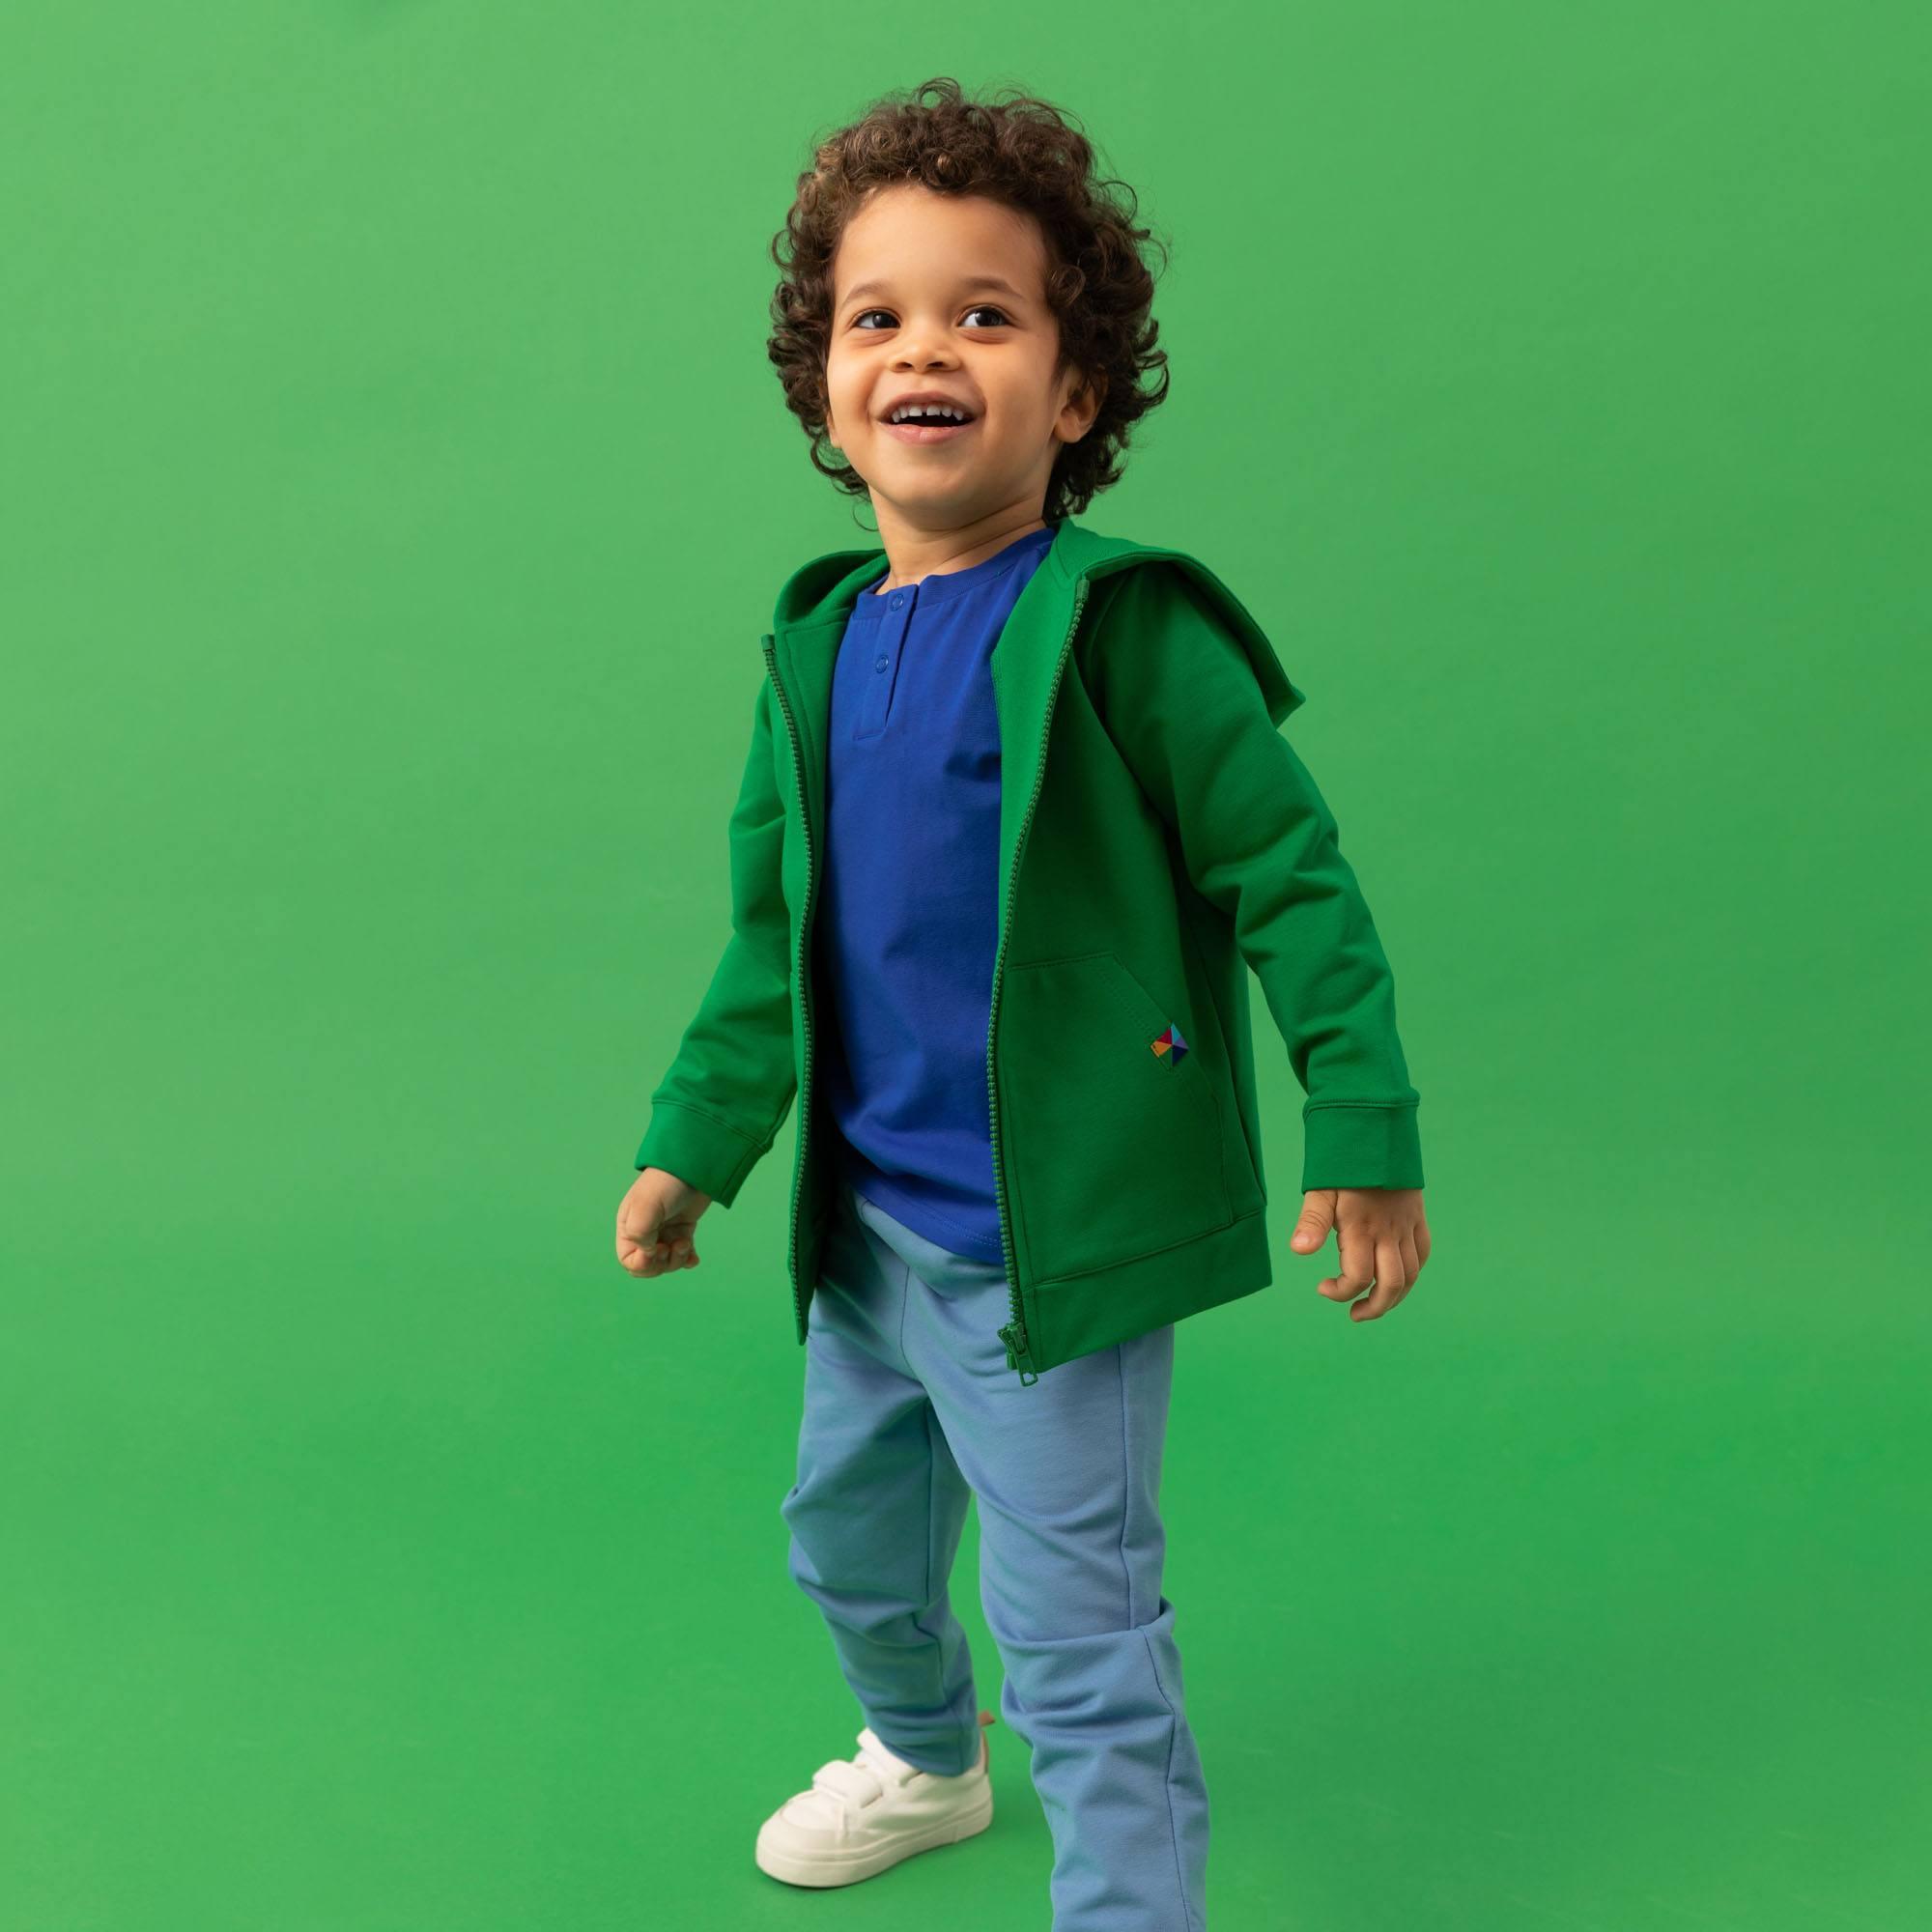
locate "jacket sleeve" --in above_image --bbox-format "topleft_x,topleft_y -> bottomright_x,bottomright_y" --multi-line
633,676 -> 798,1206
1087,564 -> 1424,1192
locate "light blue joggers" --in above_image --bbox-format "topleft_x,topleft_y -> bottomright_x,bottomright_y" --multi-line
781,1178 -> 1210,1930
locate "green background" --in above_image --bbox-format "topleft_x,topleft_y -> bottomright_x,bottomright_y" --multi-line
4,5 -> 1926,1927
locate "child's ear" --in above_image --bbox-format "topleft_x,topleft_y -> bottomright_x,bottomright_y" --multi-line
1064,368 -> 1107,440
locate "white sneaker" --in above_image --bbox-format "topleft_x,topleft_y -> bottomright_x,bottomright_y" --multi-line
754,1710 -> 996,1888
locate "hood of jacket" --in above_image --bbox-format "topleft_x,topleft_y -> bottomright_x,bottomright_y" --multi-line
769,518 -> 1306,727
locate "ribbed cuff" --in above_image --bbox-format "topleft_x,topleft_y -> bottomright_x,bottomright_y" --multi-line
634,1101 -> 769,1208
1300,1100 -> 1424,1192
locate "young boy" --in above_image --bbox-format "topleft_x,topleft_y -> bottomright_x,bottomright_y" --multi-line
615,77 -> 1430,1932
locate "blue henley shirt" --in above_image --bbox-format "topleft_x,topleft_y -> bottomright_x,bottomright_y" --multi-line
810,523 -> 1060,1264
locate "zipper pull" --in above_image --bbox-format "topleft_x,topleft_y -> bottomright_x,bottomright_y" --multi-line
998,1321 -> 1041,1386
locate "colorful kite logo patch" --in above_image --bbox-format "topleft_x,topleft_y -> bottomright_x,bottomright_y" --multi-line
1150,1025 -> 1188,1067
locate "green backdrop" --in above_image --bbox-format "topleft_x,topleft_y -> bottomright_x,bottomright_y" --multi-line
4,6 -> 1925,1928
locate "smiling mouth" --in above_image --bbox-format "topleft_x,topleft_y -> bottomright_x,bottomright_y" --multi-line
882,415 -> 979,445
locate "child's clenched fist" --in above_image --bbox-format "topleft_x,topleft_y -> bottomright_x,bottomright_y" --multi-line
617,1166 -> 713,1278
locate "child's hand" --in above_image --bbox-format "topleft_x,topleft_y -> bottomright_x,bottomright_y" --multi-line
616,1166 -> 714,1278
1290,1187 -> 1430,1322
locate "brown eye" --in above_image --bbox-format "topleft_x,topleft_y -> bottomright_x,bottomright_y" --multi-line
850,306 -> 1009,329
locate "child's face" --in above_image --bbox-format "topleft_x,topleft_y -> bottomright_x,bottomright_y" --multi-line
823,184 -> 1102,530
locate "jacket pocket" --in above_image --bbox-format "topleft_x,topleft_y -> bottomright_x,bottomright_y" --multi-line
999,950 -> 1232,1282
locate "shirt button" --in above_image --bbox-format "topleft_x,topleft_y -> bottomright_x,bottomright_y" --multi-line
874,655 -> 889,671
890,594 -> 903,610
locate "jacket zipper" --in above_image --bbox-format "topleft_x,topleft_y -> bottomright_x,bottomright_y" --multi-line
987,574 -> 1092,1387
762,636 -> 814,1346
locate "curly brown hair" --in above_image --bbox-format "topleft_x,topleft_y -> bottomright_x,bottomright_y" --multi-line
767,76 -> 1172,526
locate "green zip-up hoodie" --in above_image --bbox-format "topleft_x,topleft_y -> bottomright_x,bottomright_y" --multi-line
635,519 -> 1423,1383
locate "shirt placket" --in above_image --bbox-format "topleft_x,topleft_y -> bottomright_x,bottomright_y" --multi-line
857,583 -> 915,739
